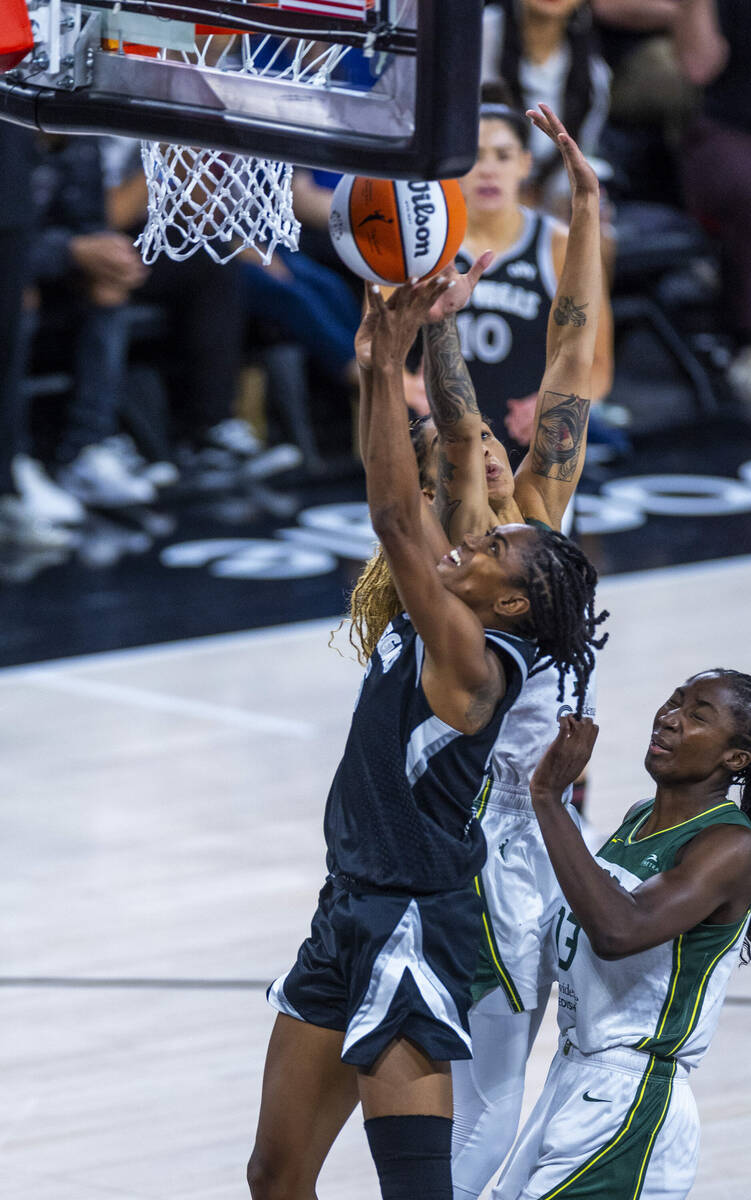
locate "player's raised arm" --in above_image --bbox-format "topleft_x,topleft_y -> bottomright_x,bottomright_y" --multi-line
421,259 -> 496,542
363,282 -> 514,730
513,106 -> 602,529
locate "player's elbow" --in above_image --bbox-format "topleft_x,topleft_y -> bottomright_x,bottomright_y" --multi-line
589,923 -> 647,960
590,932 -> 627,960
370,502 -> 415,544
548,342 -> 591,375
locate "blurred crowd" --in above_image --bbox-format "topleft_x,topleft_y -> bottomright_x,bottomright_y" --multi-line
0,0 -> 749,549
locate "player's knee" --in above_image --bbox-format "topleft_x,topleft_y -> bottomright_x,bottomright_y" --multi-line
246,1145 -> 300,1200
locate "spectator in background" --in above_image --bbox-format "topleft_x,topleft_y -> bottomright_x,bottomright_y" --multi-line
454,84 -> 613,458
591,0 -> 697,203
103,137 -> 274,476
29,135 -> 155,507
0,125 -> 84,541
481,1 -> 611,215
674,0 -> 751,405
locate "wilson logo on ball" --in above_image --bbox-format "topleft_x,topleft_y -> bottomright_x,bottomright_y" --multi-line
329,175 -> 467,284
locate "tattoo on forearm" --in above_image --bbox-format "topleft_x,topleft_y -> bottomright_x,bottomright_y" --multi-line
435,451 -> 461,535
423,316 -> 479,435
531,390 -> 590,482
438,498 -> 462,538
553,295 -> 588,327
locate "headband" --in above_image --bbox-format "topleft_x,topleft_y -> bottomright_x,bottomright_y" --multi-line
479,103 -> 525,122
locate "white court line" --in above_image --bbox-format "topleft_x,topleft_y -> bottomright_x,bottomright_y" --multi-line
0,554 -> 749,683
0,617 -> 339,679
597,553 -> 751,591
18,673 -> 316,739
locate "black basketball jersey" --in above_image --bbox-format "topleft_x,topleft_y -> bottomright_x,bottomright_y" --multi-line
455,208 -> 559,427
324,614 -> 536,894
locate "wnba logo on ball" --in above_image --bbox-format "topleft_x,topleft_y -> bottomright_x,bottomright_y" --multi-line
328,174 -> 467,284
407,182 -> 436,258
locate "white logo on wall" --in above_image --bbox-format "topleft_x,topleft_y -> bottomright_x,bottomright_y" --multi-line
160,470 -> 751,580
160,503 -> 376,581
160,538 -> 337,580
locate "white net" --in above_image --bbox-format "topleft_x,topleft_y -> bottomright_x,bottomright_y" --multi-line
137,28 -> 354,265
137,144 -> 299,265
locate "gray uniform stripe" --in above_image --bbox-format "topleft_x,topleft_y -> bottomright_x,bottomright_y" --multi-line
267,969 -> 304,1021
483,632 -> 531,686
405,715 -> 461,787
342,899 -> 472,1057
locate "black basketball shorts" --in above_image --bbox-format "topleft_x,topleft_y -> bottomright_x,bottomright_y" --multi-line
267,876 -> 483,1069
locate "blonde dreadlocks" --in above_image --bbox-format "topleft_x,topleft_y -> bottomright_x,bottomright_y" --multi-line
347,545 -> 402,666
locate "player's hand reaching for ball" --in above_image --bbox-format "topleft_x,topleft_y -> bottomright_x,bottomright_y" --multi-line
424,251 -> 495,323
366,275 -> 452,368
526,105 -> 599,201
355,251 -> 489,371
530,715 -> 599,804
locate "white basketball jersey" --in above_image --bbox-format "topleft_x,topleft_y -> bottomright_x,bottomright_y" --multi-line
489,662 -> 596,805
555,799 -> 751,1070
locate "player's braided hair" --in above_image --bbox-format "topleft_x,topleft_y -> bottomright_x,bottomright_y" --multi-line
347,544 -> 401,665
711,669 -> 751,822
688,669 -> 751,959
515,527 -> 609,716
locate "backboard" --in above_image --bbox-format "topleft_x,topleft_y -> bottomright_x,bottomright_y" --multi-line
0,0 -> 483,179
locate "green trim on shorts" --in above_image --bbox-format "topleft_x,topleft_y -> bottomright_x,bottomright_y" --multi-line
470,869 -> 525,1012
473,775 -> 493,822
540,1054 -> 677,1199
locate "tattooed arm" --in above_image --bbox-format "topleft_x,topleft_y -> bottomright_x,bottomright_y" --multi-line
513,106 -> 602,530
551,225 -> 614,405
422,314 -> 497,541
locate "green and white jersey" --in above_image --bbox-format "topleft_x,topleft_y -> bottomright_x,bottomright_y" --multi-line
555,799 -> 751,1071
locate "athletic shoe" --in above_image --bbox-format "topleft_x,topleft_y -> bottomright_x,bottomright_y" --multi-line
242,442 -> 304,480
11,454 -> 86,525
0,494 -> 78,548
183,418 -> 303,484
204,417 -> 264,458
102,434 -> 180,488
58,443 -> 157,507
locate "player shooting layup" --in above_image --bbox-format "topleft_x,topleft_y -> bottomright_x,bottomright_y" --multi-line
247,256 -> 605,1200
419,104 -> 605,1199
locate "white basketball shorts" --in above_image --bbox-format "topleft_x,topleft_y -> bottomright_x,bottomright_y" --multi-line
493,1038 -> 699,1200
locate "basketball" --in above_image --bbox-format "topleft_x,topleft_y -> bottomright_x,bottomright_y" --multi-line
328,175 -> 467,285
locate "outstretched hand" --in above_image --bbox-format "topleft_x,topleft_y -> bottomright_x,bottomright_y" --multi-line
530,715 -> 599,803
424,250 -> 494,322
526,104 -> 599,199
361,274 -> 452,369
355,252 -> 492,370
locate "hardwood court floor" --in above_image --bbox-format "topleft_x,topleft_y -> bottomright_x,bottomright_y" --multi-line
2,556 -> 750,1199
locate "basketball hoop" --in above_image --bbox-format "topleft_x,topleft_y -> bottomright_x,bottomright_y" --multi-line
136,22 -> 361,263
1,1 -> 484,262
